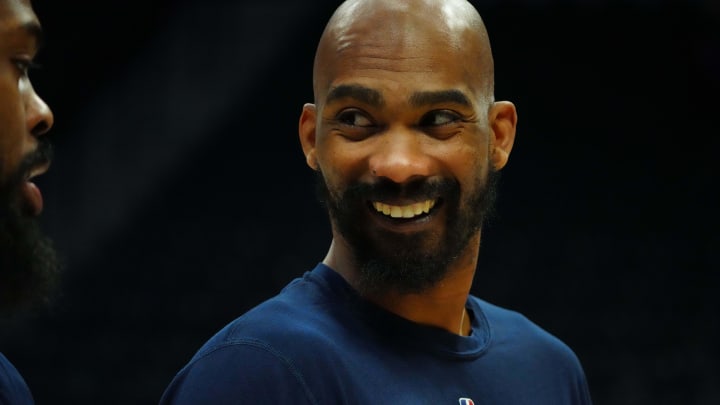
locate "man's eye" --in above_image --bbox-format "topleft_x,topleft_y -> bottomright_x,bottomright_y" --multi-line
337,109 -> 374,127
12,58 -> 39,77
419,110 -> 460,126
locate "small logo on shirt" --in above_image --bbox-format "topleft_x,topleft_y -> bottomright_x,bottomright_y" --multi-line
459,398 -> 475,405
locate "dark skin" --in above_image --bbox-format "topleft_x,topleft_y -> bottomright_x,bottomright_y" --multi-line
0,0 -> 52,192
0,0 -> 56,313
299,0 -> 517,336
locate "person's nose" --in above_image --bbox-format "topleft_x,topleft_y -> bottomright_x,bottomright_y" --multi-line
26,86 -> 54,138
368,126 -> 433,184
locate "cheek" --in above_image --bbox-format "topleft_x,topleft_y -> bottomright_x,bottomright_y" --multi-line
315,149 -> 349,200
0,140 -> 23,183
0,125 -> 25,180
0,78 -> 28,177
318,162 -> 355,202
443,139 -> 490,182
316,136 -> 369,187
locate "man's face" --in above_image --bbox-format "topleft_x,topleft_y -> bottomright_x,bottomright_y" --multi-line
300,6 -> 511,295
0,0 -> 57,313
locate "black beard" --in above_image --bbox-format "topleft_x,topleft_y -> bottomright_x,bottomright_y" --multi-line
316,168 -> 499,296
0,140 -> 59,315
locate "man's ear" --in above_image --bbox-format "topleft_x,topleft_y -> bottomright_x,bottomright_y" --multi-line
299,103 -> 319,170
489,101 -> 517,170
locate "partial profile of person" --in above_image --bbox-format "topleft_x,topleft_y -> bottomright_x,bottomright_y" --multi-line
0,0 -> 58,403
160,0 -> 593,403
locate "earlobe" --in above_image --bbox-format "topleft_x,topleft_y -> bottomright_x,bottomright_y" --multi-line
299,103 -> 319,170
489,101 -> 517,170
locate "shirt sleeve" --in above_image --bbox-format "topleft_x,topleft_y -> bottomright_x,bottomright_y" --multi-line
0,353 -> 34,405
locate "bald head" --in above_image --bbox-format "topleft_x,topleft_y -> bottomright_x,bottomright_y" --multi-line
312,0 -> 495,105
298,0 -> 518,295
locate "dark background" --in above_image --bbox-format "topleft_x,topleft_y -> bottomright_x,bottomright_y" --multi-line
1,0 -> 718,404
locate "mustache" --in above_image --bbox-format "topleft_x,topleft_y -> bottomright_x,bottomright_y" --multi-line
0,138 -> 53,218
342,177 -> 458,202
16,138 -> 53,181
1,139 -> 54,199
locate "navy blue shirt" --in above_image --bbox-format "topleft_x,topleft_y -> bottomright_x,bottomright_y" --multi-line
161,264 -> 592,404
0,353 -> 33,405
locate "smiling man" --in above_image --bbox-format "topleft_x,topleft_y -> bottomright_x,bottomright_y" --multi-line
0,0 -> 57,403
161,1 -> 592,403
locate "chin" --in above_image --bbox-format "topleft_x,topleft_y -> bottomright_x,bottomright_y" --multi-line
0,184 -> 60,313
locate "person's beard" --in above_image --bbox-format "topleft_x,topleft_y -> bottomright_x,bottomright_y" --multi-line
0,139 -> 59,314
316,166 -> 499,296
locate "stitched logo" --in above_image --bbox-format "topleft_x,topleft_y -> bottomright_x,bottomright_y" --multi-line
459,398 -> 475,405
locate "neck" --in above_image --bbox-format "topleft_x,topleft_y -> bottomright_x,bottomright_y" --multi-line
323,233 -> 480,336
368,261 -> 475,336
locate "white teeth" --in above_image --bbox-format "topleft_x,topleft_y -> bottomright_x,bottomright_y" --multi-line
390,206 -> 402,218
372,200 -> 436,219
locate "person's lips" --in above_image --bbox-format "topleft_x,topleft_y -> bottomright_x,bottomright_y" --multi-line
21,162 -> 50,216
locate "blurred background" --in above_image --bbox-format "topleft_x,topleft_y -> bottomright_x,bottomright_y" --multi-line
0,0 -> 717,403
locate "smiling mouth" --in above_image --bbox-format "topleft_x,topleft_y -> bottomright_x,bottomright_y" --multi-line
371,200 -> 437,219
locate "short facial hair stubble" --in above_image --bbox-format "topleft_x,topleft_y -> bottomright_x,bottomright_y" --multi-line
315,168 -> 499,296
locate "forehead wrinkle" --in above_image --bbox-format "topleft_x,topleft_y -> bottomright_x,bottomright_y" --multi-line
331,33 -> 459,77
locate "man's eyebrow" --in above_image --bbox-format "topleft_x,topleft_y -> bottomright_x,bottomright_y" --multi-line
409,89 -> 473,108
20,20 -> 44,50
325,84 -> 385,107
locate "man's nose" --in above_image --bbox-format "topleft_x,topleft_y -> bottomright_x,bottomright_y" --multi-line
368,127 -> 433,184
26,86 -> 54,138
